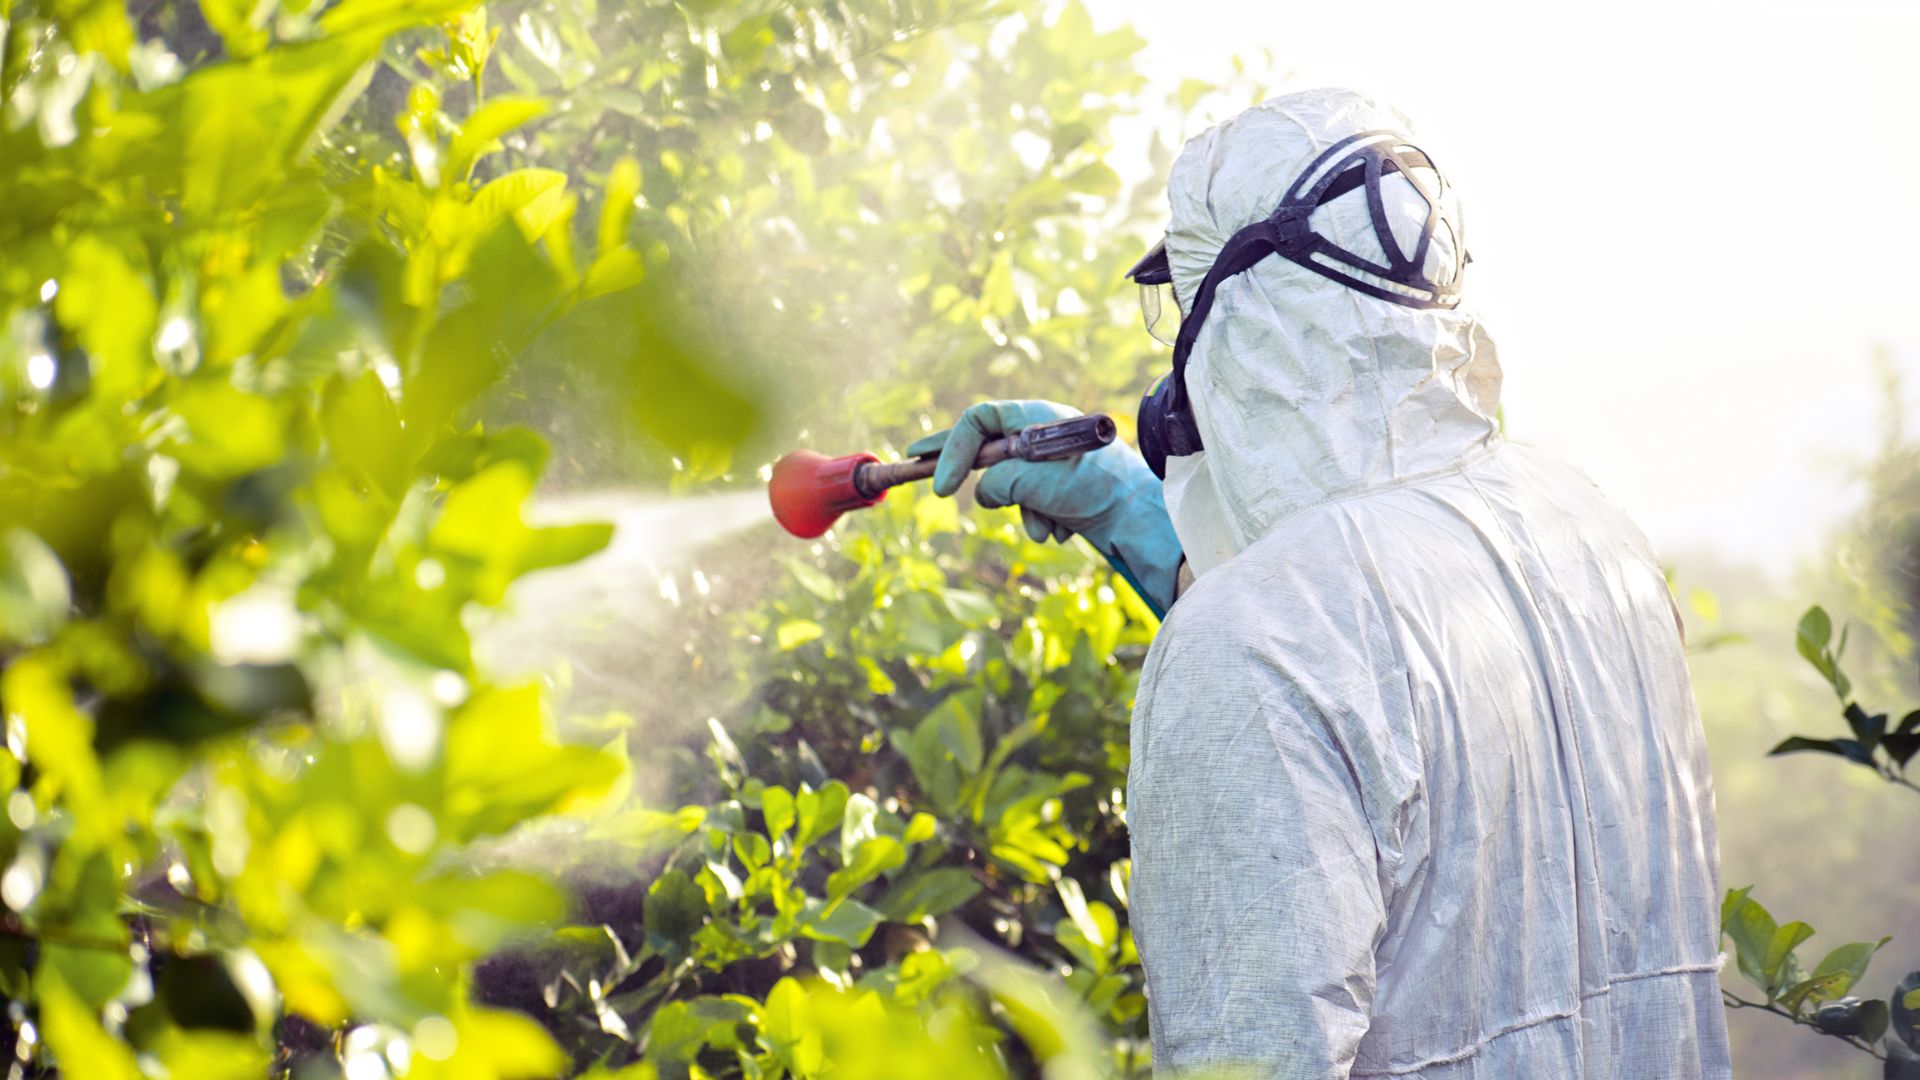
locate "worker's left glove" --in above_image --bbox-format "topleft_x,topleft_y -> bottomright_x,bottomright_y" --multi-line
907,400 -> 1183,617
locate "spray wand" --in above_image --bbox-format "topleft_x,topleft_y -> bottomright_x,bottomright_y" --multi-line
768,413 -> 1116,538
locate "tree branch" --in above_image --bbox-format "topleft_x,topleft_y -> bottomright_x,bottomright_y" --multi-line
1722,990 -> 1887,1061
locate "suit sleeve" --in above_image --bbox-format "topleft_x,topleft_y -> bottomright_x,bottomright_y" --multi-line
1128,630 -> 1387,1079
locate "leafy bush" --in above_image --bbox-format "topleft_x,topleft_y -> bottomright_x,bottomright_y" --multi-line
1,0 -> 1182,1073
0,0 -> 760,1073
521,482 -> 1158,1075
1716,605 -> 1920,1076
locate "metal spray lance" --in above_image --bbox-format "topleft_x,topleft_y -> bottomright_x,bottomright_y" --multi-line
767,414 -> 1117,538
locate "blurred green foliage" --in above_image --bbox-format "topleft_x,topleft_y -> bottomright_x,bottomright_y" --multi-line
1709,593 -> 1920,1074
430,0 -> 1203,1072
0,0 -> 1225,1072
0,0 -> 770,1072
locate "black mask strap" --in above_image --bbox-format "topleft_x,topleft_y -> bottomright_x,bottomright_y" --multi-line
1164,130 -> 1464,416
1165,221 -> 1281,412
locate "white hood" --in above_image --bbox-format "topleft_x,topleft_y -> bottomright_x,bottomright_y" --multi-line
1161,87 -> 1502,571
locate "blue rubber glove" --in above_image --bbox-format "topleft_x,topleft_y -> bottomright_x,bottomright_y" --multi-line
906,400 -> 1183,617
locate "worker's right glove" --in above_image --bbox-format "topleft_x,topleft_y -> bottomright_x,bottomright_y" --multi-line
906,400 -> 1183,617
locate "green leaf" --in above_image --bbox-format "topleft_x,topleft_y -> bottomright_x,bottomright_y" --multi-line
0,528 -> 71,645
940,588 -> 997,627
903,812 -> 937,845
39,979 -> 140,1080
415,870 -> 566,950
794,781 -> 849,850
759,978 -> 824,1075
838,793 -> 879,863
826,836 -> 905,903
927,690 -> 984,773
1720,886 -> 1752,933
760,785 -> 795,840
873,868 -> 982,923
431,460 -> 534,559
1884,732 -> 1920,769
799,897 -> 882,947
174,34 -> 385,213
3,659 -> 105,834
448,1007 -> 568,1076
732,832 -> 771,871
624,284 -> 762,467
1793,605 -> 1853,698
644,870 -> 708,952
1722,893 -> 1779,992
597,156 -> 642,254
1809,938 -> 1890,1001
1778,940 -> 1891,1017
783,559 -> 839,603
443,684 -> 621,836
167,383 -> 287,478
1177,77 -> 1212,112
321,370 -> 407,499
1796,605 -> 1832,664
1769,736 -> 1874,765
580,247 -> 647,300
449,96 -> 549,179
519,522 -> 614,574
1861,997 -> 1891,1044
587,804 -> 706,853
318,0 -> 475,36
198,0 -> 269,58
1777,976 -> 1837,1016
645,997 -> 752,1066
1063,161 -> 1120,198
1687,587 -> 1720,623
1844,703 -> 1887,751
41,944 -> 134,1012
54,236 -> 156,397
1054,876 -> 1119,971
471,168 -> 568,239
39,850 -> 133,1007
777,619 -> 824,651
150,1028 -> 273,1080
1762,921 -> 1815,991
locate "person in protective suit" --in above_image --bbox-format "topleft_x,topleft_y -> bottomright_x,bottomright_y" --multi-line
915,87 -> 1732,1078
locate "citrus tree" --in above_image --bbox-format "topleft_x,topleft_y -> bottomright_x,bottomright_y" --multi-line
0,0 -> 760,1073
0,0 -> 1184,1073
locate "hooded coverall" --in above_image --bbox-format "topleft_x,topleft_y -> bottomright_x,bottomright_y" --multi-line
1124,88 -> 1733,1078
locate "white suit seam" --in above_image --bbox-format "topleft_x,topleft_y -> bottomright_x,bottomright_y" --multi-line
1602,959 -> 1726,985
1353,964 -> 1723,1076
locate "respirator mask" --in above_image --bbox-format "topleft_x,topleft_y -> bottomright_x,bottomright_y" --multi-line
1126,129 -> 1469,479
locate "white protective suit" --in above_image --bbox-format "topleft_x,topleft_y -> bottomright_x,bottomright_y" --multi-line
1126,88 -> 1732,1078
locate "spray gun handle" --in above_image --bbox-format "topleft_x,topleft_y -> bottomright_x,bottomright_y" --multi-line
854,413 -> 1117,498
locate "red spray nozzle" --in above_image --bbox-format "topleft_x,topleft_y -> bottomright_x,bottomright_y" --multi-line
768,450 -> 885,538
768,413 -> 1117,539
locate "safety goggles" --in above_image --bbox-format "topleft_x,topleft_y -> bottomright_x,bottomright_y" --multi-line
1126,239 -> 1180,347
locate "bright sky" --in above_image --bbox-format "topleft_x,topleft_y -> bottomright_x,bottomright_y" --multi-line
1096,0 -> 1920,579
